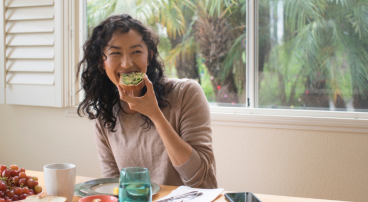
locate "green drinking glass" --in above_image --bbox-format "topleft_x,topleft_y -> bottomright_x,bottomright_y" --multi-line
119,167 -> 152,202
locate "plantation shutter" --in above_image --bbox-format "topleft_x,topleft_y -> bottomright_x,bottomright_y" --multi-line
0,0 -> 64,107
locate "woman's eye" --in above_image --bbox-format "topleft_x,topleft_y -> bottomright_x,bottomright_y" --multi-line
132,51 -> 142,54
110,52 -> 120,55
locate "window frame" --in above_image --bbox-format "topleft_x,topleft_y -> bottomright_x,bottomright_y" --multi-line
66,0 -> 368,134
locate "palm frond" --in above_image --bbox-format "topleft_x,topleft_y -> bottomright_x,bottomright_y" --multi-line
283,0 -> 326,32
164,36 -> 196,67
344,2 -> 368,40
87,0 -> 118,28
203,0 -> 237,17
160,2 -> 187,39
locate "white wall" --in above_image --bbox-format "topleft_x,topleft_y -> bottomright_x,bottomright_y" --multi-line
0,104 -> 367,202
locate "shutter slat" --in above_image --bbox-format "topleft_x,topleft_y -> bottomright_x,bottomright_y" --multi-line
6,60 -> 54,72
7,33 -> 54,46
6,6 -> 54,21
6,0 -> 54,8
6,72 -> 54,85
7,47 -> 54,59
6,20 -> 54,33
6,84 -> 55,106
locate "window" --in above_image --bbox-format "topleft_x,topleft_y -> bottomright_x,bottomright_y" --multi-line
85,0 -> 368,113
257,0 -> 368,112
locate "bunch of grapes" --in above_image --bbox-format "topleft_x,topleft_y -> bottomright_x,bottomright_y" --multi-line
0,165 -> 42,202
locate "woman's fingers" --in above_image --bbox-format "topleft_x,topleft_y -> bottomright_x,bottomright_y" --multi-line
116,85 -> 135,103
144,74 -> 154,93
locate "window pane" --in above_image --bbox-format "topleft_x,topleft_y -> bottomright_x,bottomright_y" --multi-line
258,0 -> 368,112
86,0 -> 247,107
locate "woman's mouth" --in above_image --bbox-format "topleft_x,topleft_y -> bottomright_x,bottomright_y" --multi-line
118,71 -> 139,76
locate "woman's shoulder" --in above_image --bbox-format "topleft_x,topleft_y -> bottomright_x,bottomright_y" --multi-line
164,77 -> 202,94
163,78 -> 206,106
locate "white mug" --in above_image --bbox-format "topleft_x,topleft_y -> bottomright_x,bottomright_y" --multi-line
44,163 -> 76,202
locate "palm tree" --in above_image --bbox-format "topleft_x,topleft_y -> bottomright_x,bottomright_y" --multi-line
166,0 -> 247,104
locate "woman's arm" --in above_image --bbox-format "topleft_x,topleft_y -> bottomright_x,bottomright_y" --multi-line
150,110 -> 193,166
117,76 -> 216,187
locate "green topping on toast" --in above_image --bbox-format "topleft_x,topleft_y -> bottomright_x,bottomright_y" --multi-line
121,72 -> 144,85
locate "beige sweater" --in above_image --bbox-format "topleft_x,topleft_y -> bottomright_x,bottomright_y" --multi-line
93,78 -> 217,188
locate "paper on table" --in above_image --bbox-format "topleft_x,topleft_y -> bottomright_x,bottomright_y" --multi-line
156,186 -> 224,202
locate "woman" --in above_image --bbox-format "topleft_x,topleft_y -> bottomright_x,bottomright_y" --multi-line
77,14 -> 217,188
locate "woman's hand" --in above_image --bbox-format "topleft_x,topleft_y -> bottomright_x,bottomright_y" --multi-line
117,75 -> 161,119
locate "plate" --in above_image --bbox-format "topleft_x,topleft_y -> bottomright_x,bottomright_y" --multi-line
74,178 -> 160,197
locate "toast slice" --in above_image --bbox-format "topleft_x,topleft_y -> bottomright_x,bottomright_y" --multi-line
23,195 -> 67,202
119,72 -> 146,91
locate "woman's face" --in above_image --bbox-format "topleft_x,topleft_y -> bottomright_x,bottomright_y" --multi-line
103,29 -> 150,86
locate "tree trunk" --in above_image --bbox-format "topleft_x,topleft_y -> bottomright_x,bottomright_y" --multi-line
334,93 -> 346,110
169,36 -> 200,81
353,77 -> 368,110
193,16 -> 239,104
353,93 -> 368,110
302,77 -> 330,109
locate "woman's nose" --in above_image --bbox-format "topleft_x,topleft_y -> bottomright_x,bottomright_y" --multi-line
120,55 -> 133,68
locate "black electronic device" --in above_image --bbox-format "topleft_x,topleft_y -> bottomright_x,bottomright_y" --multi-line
224,192 -> 262,202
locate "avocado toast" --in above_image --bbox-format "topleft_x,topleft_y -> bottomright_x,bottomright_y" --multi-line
119,72 -> 146,91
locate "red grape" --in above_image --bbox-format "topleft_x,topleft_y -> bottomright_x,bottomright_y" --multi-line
0,166 -> 6,176
4,196 -> 9,200
10,170 -> 19,177
12,177 -> 20,185
19,194 -> 27,200
33,181 -> 38,186
2,170 -> 10,178
28,190 -> 35,195
5,190 -> 14,198
0,198 -> 5,202
18,169 -> 25,173
11,195 -> 18,201
33,186 -> 42,194
22,188 -> 30,195
27,179 -> 35,188
18,173 -> 26,179
0,182 -> 6,191
18,179 -> 26,187
5,199 -> 11,202
0,191 -> 4,197
13,188 -> 23,196
10,165 -> 18,171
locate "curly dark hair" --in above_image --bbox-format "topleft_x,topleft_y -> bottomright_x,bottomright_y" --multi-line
77,14 -> 171,132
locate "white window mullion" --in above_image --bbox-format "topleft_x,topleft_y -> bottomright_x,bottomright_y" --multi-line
67,0 -> 81,107
77,0 -> 87,106
0,1 -> 5,104
246,0 -> 257,108
254,0 -> 259,108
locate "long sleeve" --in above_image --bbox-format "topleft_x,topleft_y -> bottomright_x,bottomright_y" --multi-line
173,79 -> 216,188
93,119 -> 120,178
